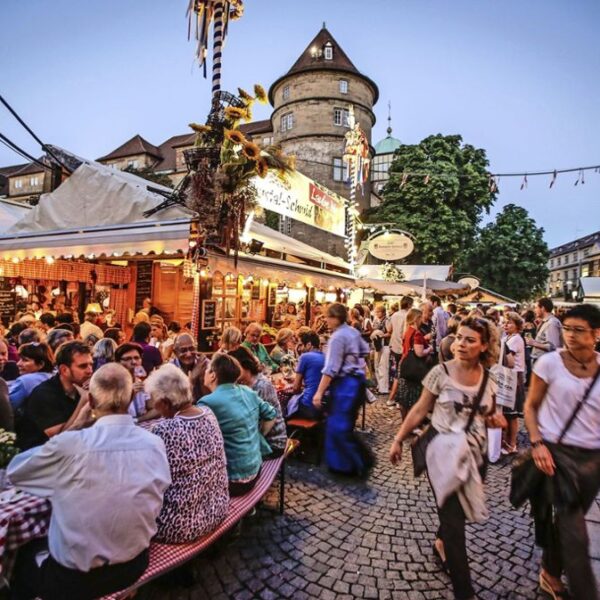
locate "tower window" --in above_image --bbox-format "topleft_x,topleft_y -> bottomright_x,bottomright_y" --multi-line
280,112 -> 294,133
282,85 -> 290,100
333,107 -> 350,127
324,42 -> 333,60
29,176 -> 39,186
339,79 -> 348,94
14,179 -> 23,189
332,157 -> 349,182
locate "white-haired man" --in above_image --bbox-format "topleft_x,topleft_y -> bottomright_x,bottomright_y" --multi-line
8,363 -> 171,600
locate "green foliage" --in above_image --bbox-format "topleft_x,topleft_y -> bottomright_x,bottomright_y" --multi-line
367,134 -> 496,264
264,209 -> 280,231
461,204 -> 549,301
123,165 -> 174,189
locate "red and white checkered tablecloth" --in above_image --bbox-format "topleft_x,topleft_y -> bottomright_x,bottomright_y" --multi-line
0,492 -> 51,577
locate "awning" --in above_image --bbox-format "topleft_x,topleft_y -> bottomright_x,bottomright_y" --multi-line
355,278 -> 417,296
356,264 -> 451,280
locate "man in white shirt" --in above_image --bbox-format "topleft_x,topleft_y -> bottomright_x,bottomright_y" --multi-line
387,297 -> 414,406
527,297 -> 563,362
430,295 -> 448,351
9,363 -> 171,600
79,310 -> 104,341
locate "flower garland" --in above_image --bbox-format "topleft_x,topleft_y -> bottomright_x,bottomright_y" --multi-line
380,262 -> 405,283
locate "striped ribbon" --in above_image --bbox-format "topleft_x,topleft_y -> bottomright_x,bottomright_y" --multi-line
211,1 -> 225,95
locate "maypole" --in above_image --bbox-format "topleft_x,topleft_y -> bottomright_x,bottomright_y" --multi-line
211,1 -> 225,96
343,106 -> 371,275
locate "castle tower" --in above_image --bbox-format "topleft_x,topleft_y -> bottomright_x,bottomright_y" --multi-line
268,25 -> 379,255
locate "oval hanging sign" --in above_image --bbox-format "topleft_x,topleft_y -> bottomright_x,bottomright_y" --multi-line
368,232 -> 414,261
458,276 -> 480,289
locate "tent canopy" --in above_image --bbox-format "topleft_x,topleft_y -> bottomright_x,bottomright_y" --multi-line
356,264 -> 451,281
0,200 -> 31,234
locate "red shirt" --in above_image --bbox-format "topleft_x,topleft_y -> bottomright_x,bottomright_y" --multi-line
402,326 -> 427,356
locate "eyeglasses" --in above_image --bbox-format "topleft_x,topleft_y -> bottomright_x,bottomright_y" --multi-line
562,325 -> 593,335
176,346 -> 196,354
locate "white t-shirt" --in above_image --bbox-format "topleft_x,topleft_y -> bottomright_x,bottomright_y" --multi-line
504,334 -> 525,373
534,351 -> 600,449
390,309 -> 407,354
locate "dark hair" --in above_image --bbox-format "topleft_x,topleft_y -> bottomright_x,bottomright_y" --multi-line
57,323 -> 74,334
40,313 -> 56,328
228,346 -> 260,376
56,312 -> 74,324
104,328 -> 122,343
18,328 -> 41,345
400,296 -> 414,310
55,340 -> 91,368
300,331 -> 320,349
447,303 -> 457,314
430,295 -> 442,306
8,322 -> 28,341
114,342 -> 143,363
132,322 -> 151,342
327,302 -> 347,323
564,304 -> 600,329
210,353 -> 241,385
168,321 -> 181,333
18,342 -> 54,372
537,297 -> 554,313
353,304 -> 365,318
523,310 -> 535,323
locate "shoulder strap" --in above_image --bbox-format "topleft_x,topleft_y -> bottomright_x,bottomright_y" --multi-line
558,362 -> 600,443
464,368 -> 490,432
441,362 -> 450,376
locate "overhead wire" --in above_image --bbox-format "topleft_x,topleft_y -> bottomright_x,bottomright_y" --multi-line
0,132 -> 53,171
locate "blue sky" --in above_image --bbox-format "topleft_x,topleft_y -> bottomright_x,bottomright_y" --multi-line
1,0 -> 599,248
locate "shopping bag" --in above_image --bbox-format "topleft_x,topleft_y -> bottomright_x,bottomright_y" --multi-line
487,427 -> 502,463
491,342 -> 517,409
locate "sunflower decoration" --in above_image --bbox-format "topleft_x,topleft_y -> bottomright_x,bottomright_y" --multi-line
224,128 -> 247,145
237,88 -> 254,104
242,142 -> 261,161
189,122 -> 212,147
256,157 -> 269,178
224,106 -> 249,122
254,84 -> 268,104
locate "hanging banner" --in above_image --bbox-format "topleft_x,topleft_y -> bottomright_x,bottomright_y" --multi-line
252,171 -> 346,237
368,232 -> 414,261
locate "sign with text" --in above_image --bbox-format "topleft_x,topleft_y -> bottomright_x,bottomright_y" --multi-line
368,232 -> 414,261
252,171 -> 345,236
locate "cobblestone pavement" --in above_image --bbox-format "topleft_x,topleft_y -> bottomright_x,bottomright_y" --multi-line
142,400 -> 600,600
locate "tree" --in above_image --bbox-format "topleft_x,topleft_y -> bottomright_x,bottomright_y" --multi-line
123,165 -> 174,189
461,204 -> 549,301
366,134 -> 496,264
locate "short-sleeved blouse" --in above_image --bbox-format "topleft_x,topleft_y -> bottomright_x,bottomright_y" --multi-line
423,363 -> 497,450
402,326 -> 426,357
152,408 -> 229,544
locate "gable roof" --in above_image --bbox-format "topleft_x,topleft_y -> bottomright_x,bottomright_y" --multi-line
269,26 -> 379,104
0,163 -> 29,177
240,119 -> 273,137
10,161 -> 47,177
97,134 -> 163,162
550,230 -> 600,257
152,134 -> 194,172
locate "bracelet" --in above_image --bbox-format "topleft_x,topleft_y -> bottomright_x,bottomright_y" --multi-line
531,440 -> 545,448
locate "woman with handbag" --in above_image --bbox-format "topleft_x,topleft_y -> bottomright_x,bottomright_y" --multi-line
523,303 -> 600,600
389,317 -> 504,600
395,308 -> 433,417
371,304 -> 392,395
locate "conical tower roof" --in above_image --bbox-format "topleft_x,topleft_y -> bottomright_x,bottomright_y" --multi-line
268,26 -> 379,104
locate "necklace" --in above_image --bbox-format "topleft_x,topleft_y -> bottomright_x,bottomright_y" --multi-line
566,349 -> 595,371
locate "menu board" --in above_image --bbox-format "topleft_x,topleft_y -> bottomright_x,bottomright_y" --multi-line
201,300 -> 218,330
135,261 -> 154,312
0,279 -> 16,324
251,282 -> 261,300
267,284 -> 277,307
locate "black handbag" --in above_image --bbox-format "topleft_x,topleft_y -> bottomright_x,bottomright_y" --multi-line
509,364 -> 600,508
399,331 -> 428,383
410,365 -> 490,477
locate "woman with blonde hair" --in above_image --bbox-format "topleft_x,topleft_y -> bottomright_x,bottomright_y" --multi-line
270,328 -> 295,366
220,326 -> 242,352
390,317 -> 503,600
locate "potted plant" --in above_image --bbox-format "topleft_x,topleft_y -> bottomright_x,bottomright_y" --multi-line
0,429 -> 19,489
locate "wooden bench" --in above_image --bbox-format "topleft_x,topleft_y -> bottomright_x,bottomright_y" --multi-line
101,438 -> 299,600
287,418 -> 322,465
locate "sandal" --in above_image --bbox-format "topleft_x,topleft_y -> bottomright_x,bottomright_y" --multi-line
539,572 -> 571,599
432,542 -> 450,575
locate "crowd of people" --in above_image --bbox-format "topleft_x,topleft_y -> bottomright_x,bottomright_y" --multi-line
0,294 -> 597,600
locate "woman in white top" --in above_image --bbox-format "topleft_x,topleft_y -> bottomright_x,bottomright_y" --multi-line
524,304 -> 600,600
389,317 -> 504,600
501,312 -> 526,454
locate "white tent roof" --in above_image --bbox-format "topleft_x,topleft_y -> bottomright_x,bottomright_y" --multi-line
0,200 -> 31,233
356,264 -> 451,281
9,162 -> 192,233
579,277 -> 600,298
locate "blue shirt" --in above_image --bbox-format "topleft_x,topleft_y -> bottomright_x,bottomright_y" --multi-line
296,350 -> 325,408
198,383 -> 277,481
322,323 -> 369,379
9,372 -> 53,410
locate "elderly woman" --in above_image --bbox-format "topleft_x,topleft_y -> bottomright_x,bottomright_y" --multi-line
229,346 -> 288,458
313,303 -> 372,477
9,342 -> 54,412
269,328 -> 295,366
219,326 -> 242,353
523,304 -> 600,600
242,322 -> 278,372
46,328 -> 74,353
145,364 -> 229,544
390,317 -> 503,600
199,353 -> 276,496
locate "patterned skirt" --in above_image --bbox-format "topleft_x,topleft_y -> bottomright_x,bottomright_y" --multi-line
396,378 -> 422,410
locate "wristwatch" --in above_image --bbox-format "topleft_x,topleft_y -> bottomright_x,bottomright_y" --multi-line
531,439 -> 544,448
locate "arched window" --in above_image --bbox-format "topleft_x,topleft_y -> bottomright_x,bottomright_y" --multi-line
324,42 -> 333,60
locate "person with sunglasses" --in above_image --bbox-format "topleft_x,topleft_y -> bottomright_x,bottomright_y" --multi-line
171,333 -> 211,401
524,303 -> 600,600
